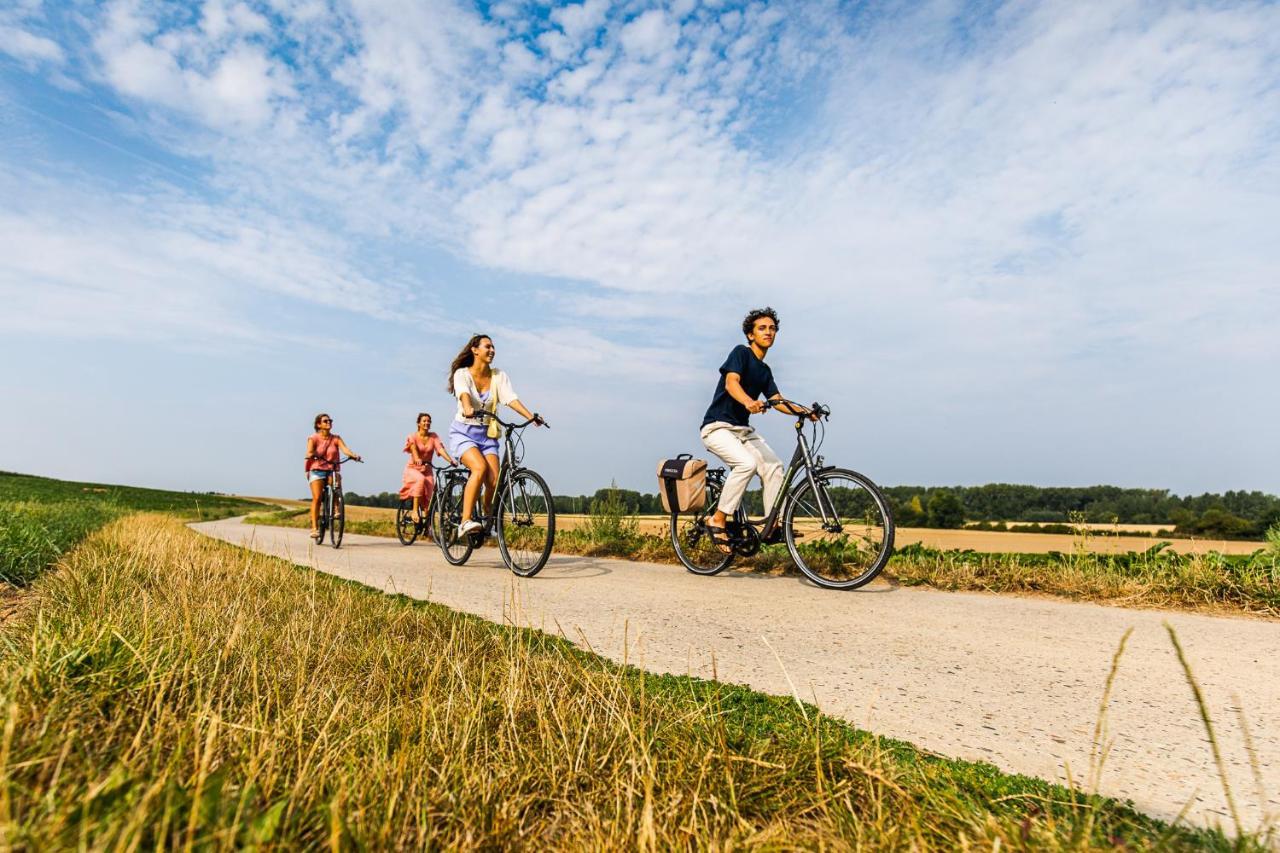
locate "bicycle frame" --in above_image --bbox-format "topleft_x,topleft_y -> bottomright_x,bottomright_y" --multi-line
726,412 -> 841,536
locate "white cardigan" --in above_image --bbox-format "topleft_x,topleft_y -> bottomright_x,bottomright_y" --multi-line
452,367 -> 519,426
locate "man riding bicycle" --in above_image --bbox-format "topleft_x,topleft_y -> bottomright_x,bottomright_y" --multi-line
700,307 -> 815,551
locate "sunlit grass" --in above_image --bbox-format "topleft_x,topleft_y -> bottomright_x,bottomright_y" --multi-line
1,514 -> 1250,849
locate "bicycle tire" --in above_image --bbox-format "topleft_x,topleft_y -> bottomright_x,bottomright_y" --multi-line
330,485 -> 345,548
784,467 -> 894,590
670,479 -> 734,576
396,500 -> 418,546
496,469 -> 556,577
436,475 -> 473,565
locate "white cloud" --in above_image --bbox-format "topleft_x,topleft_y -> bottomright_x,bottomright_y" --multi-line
0,24 -> 64,66
94,0 -> 295,129
0,167 -> 416,346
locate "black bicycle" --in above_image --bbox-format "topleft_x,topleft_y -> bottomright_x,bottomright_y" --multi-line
435,413 -> 556,577
670,400 -> 894,590
396,460 -> 455,546
313,455 -> 361,549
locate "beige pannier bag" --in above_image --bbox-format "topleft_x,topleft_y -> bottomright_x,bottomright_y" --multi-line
656,454 -> 708,513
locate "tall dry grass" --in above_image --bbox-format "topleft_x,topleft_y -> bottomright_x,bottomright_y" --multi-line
0,514 -> 1243,849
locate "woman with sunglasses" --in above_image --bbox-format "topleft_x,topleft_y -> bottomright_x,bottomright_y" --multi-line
446,334 -> 546,537
399,411 -> 455,535
305,413 -> 361,540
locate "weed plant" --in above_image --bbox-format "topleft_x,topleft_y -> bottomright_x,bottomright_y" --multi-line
0,515 -> 1250,849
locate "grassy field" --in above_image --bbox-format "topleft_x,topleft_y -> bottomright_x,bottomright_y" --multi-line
0,471 -> 265,586
2,512 -> 1260,849
245,505 -> 1280,618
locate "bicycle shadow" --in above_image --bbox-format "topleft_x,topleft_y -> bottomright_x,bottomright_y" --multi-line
535,555 -> 614,579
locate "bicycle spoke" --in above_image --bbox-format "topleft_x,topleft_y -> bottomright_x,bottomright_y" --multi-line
497,471 -> 554,577
670,481 -> 733,576
785,469 -> 894,589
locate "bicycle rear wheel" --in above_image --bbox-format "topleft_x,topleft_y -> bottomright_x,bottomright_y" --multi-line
396,500 -> 418,545
670,478 -> 733,576
496,470 -> 555,577
436,476 -> 473,565
330,486 -> 345,548
784,468 -> 894,590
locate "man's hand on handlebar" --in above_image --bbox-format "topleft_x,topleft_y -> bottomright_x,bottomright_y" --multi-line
746,400 -> 767,415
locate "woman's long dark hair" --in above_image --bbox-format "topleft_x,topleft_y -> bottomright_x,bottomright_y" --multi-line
446,334 -> 491,394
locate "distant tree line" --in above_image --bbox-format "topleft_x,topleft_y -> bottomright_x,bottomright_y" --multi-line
880,484 -> 1280,539
345,483 -> 1280,540
344,491 -> 401,508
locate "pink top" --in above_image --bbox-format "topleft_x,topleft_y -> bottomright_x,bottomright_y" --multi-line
306,432 -> 342,472
404,432 -> 444,470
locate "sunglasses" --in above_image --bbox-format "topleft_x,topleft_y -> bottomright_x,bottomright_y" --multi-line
319,418 -> 332,424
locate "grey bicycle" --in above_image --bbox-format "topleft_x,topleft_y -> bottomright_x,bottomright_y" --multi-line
435,412 -> 555,577
311,454 -> 361,549
670,400 -> 895,590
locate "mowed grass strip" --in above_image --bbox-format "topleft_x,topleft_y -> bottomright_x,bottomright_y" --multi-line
245,507 -> 1280,618
0,514 -> 1251,849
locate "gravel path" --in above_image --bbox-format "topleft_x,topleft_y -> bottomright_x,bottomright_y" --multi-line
193,518 -> 1280,834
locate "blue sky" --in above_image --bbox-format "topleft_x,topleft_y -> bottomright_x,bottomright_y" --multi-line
2,0 -> 1278,499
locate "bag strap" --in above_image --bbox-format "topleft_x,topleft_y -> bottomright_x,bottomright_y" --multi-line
663,477 -> 680,511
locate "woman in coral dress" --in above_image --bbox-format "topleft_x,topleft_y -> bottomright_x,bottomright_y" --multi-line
400,412 -> 454,533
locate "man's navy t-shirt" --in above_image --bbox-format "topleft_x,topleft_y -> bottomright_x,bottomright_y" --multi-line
701,344 -> 780,428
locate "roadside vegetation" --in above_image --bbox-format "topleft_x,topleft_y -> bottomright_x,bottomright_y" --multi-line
246,496 -> 1280,618
0,471 -> 263,586
2,513 -> 1261,849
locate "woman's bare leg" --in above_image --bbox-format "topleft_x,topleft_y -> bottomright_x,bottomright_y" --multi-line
309,478 -> 323,535
460,447 -> 487,523
480,453 -> 500,517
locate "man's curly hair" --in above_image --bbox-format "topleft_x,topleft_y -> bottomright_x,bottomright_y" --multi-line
742,307 -> 780,339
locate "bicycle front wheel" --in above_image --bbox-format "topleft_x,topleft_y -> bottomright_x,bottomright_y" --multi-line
784,468 -> 894,590
396,500 -> 418,545
330,486 -> 345,548
496,470 -> 555,577
670,479 -> 733,576
436,476 -> 473,565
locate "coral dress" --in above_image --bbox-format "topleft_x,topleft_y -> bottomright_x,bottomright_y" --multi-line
400,432 -> 445,502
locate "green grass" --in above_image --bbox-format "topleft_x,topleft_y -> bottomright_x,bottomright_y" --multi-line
0,471 -> 266,587
0,470 -> 263,516
2,514 -> 1259,849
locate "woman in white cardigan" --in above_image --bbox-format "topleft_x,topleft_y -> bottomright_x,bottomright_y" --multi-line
446,334 -> 546,537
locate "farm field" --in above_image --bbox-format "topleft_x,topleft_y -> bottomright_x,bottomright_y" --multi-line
260,500 -> 1263,555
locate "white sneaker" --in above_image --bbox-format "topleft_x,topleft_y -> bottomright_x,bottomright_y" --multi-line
458,519 -> 482,536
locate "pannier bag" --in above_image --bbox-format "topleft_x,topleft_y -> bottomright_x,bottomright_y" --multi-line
656,454 -> 708,513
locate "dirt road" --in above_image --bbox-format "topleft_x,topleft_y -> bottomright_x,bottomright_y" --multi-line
193,517 -> 1280,834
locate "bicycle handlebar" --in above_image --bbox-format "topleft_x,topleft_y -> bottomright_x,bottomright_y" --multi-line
471,411 -> 549,429
765,398 -> 830,419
